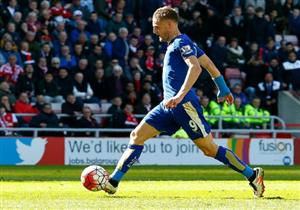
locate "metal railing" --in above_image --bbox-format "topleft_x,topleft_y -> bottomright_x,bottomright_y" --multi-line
0,127 -> 299,138
13,113 -> 286,129
0,114 -> 289,138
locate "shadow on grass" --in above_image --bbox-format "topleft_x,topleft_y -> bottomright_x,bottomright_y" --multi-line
264,196 -> 284,200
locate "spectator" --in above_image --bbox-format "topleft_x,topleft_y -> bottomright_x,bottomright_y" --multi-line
210,36 -> 228,73
128,27 -> 144,46
77,106 -> 99,136
50,1 -> 72,19
57,68 -> 74,98
86,12 -> 106,37
140,81 -> 160,106
89,34 -> 100,49
132,70 -> 143,94
61,93 -> 83,128
128,36 -> 139,58
139,34 -> 154,52
246,7 -> 269,45
29,103 -> 65,136
105,58 -> 119,77
59,45 -> 77,70
288,8 -> 300,41
124,13 -> 137,33
219,16 -> 234,42
232,84 -> 249,106
103,32 -> 117,59
112,27 -> 129,68
230,6 -> 246,45
34,57 -> 49,81
90,68 -> 108,101
226,38 -> 245,68
244,97 -> 270,129
127,57 -> 144,76
200,96 -> 221,128
221,97 -> 245,129
87,45 -> 106,69
24,31 -> 40,58
49,57 -> 61,76
70,20 -> 91,44
52,31 -> 71,56
123,104 -> 138,128
0,81 -> 16,106
258,73 -> 281,114
282,51 -> 300,91
75,58 -> 92,82
6,22 -> 21,46
245,42 -> 265,87
107,96 -> 123,128
0,95 -> 14,113
13,92 -> 38,125
2,0 -> 20,22
122,82 -> 138,106
145,46 -> 156,74
69,1 -> 90,20
107,65 -> 128,99
0,105 -> 18,135
135,93 -> 153,114
21,11 -> 41,34
189,16 -> 207,49
265,58 -> 281,82
15,64 -> 35,100
106,13 -> 126,34
73,43 -> 86,62
33,95 -> 45,112
0,54 -> 23,85
40,42 -> 53,66
262,38 -> 278,65
19,41 -> 35,65
73,72 -> 100,104
36,73 -> 65,103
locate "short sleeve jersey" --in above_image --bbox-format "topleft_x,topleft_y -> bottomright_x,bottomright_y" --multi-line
163,34 -> 205,103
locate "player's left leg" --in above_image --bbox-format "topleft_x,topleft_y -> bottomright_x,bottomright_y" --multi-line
193,133 -> 265,197
173,100 -> 264,197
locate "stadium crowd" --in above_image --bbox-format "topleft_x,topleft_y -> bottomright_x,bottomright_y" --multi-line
0,0 -> 300,135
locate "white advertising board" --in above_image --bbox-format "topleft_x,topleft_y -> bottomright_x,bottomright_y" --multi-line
65,138 -> 228,165
249,138 -> 294,165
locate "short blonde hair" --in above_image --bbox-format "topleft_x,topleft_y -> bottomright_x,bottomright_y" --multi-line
153,6 -> 179,22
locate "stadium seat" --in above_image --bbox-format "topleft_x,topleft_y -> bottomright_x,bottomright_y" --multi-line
51,103 -> 62,114
101,102 -> 112,113
84,103 -> 101,114
275,34 -> 299,46
224,68 -> 245,88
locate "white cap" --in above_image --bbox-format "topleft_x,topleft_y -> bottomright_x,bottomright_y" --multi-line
73,10 -> 83,16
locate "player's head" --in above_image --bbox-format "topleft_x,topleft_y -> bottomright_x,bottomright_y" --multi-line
152,6 -> 179,42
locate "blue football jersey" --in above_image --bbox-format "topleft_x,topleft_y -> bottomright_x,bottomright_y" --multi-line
162,34 -> 205,103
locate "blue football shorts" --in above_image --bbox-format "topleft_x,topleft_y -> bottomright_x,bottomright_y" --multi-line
144,99 -> 211,140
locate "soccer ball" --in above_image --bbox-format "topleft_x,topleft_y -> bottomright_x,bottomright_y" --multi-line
81,165 -> 109,191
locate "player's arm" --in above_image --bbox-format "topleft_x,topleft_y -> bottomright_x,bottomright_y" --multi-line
198,54 -> 234,104
164,55 -> 201,109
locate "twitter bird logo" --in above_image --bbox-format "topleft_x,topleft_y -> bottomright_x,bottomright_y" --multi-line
16,138 -> 48,165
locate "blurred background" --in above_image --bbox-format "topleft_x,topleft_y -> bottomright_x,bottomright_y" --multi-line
0,0 -> 299,166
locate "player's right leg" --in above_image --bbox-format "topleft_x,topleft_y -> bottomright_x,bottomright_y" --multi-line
104,121 -> 160,194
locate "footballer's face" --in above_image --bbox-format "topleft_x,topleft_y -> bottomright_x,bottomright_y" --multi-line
152,18 -> 170,42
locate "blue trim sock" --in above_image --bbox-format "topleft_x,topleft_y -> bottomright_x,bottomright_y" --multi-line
110,144 -> 144,184
215,146 -> 254,179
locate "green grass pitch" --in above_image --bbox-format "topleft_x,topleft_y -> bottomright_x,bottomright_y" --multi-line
1,166 -> 300,209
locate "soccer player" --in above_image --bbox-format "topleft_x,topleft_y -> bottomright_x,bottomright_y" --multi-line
104,6 -> 265,197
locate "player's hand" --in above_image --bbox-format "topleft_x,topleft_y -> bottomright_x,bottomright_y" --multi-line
217,93 -> 234,105
163,95 -> 183,109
